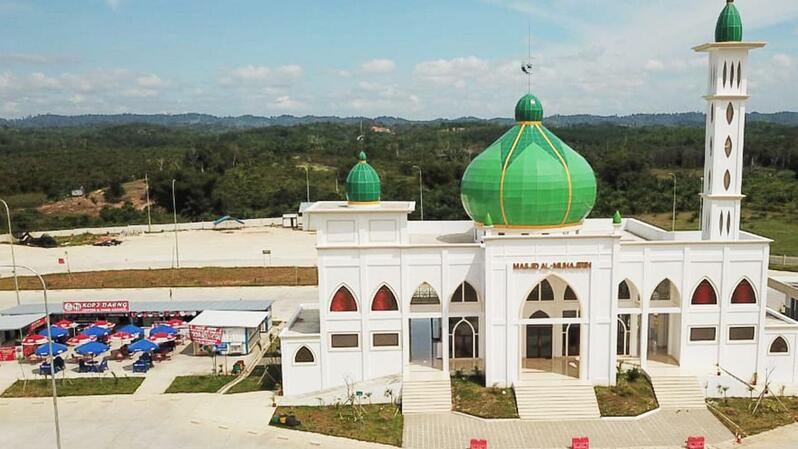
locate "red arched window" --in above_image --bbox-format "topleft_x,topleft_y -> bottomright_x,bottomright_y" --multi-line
371,286 -> 398,311
330,286 -> 358,312
691,280 -> 717,305
731,280 -> 756,304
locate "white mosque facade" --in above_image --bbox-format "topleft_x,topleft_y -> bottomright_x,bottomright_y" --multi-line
280,3 -> 798,408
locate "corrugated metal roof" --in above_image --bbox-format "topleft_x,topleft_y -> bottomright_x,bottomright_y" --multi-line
0,300 -> 272,316
190,310 -> 269,328
288,308 -> 320,334
0,313 -> 45,331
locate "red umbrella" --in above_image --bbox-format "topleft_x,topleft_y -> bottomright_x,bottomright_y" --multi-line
93,320 -> 116,329
165,319 -> 186,328
22,334 -> 48,346
67,334 -> 96,346
54,319 -> 77,329
147,333 -> 177,344
109,331 -> 134,343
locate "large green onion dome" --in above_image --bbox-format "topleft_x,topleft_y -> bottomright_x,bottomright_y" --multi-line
715,0 -> 742,42
460,94 -> 597,229
346,151 -> 381,204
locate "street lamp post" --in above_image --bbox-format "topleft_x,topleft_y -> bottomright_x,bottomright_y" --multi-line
301,166 -> 310,202
412,165 -> 424,221
144,173 -> 152,233
171,179 -> 180,268
0,264 -> 61,449
0,199 -> 20,305
672,173 -> 677,232
333,168 -> 339,195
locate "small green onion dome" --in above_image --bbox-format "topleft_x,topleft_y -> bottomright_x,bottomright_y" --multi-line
715,0 -> 742,42
612,210 -> 622,225
461,93 -> 597,229
515,94 -> 544,122
346,151 -> 381,204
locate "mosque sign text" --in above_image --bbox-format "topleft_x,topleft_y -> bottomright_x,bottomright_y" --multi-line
512,261 -> 592,270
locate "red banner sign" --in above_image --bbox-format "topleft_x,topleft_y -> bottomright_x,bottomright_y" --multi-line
0,347 -> 17,362
189,325 -> 223,345
63,300 -> 130,314
28,317 -> 47,332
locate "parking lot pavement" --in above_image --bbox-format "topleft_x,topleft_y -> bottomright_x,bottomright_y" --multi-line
0,286 -> 318,321
0,393 -> 393,449
0,226 -> 317,276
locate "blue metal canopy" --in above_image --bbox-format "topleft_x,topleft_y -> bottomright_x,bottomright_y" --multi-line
38,326 -> 68,338
75,341 -> 110,356
149,325 -> 177,336
35,343 -> 68,357
80,326 -> 111,337
128,339 -> 159,353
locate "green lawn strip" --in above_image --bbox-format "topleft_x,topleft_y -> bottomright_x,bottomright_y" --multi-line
452,375 -> 518,419
1,377 -> 143,397
707,396 -> 798,437
594,375 -> 658,417
226,365 -> 282,394
165,374 -> 235,393
271,404 -> 403,447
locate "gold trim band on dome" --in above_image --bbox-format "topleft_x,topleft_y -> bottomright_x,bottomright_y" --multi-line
475,221 -> 583,230
516,121 -> 542,125
347,200 -> 381,205
534,124 -> 573,225
499,124 -> 527,225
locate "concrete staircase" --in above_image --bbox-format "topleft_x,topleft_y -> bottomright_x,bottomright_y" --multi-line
514,379 -> 601,420
401,378 -> 452,414
647,373 -> 707,409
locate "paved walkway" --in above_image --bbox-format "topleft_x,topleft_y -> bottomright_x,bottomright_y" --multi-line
402,409 -> 732,449
716,422 -> 798,449
0,392 -> 393,449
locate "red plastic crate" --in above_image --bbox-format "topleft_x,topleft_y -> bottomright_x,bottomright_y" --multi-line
469,439 -> 487,449
686,436 -> 705,449
572,437 -> 589,449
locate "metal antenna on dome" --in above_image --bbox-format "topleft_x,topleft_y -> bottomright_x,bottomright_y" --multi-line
521,22 -> 534,94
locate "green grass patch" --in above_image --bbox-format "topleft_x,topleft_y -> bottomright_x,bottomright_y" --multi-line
452,375 -> 518,419
707,396 -> 798,437
272,404 -> 403,447
226,364 -> 281,394
165,374 -> 235,393
1,377 -> 143,397
594,372 -> 658,416
742,216 -> 798,257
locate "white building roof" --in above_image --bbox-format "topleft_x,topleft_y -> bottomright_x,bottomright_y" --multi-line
0,313 -> 45,331
190,310 -> 269,329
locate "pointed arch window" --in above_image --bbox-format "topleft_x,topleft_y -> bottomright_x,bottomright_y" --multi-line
725,136 -> 732,157
564,286 -> 578,301
724,170 -> 731,190
691,279 -> 718,305
769,336 -> 789,354
527,279 -> 554,301
372,285 -> 398,311
411,282 -> 440,305
722,61 -> 727,87
731,279 -> 757,304
618,281 -> 631,300
451,281 -> 478,303
294,346 -> 315,364
726,102 -> 734,124
330,286 -> 358,312
651,280 -> 673,302
737,62 -> 742,89
530,310 -> 549,319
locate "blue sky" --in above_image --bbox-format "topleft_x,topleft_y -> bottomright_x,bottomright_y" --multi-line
1,0 -> 797,119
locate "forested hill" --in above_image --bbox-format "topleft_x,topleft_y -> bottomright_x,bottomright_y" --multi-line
2,111 -> 797,129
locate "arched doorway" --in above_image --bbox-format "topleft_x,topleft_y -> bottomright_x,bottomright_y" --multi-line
521,276 -> 582,379
647,279 -> 682,366
409,282 -> 443,370
526,311 -> 553,360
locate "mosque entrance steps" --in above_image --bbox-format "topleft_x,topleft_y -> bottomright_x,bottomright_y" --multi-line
514,373 -> 601,420
644,362 -> 707,410
401,364 -> 452,414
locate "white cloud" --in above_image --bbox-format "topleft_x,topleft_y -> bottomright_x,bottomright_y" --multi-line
137,74 -> 165,88
106,0 -> 121,11
270,95 -> 302,110
773,53 -> 793,68
0,53 -> 78,65
361,59 -> 395,74
644,59 -> 665,72
335,69 -> 352,78
219,64 -> 303,86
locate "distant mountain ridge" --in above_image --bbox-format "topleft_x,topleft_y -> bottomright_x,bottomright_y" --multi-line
1,111 -> 797,128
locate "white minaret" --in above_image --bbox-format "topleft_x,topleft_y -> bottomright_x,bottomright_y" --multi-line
695,0 -> 764,240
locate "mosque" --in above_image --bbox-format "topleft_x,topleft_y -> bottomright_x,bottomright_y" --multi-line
280,1 -> 798,418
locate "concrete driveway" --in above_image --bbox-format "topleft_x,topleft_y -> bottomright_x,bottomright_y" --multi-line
0,393 -> 392,449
